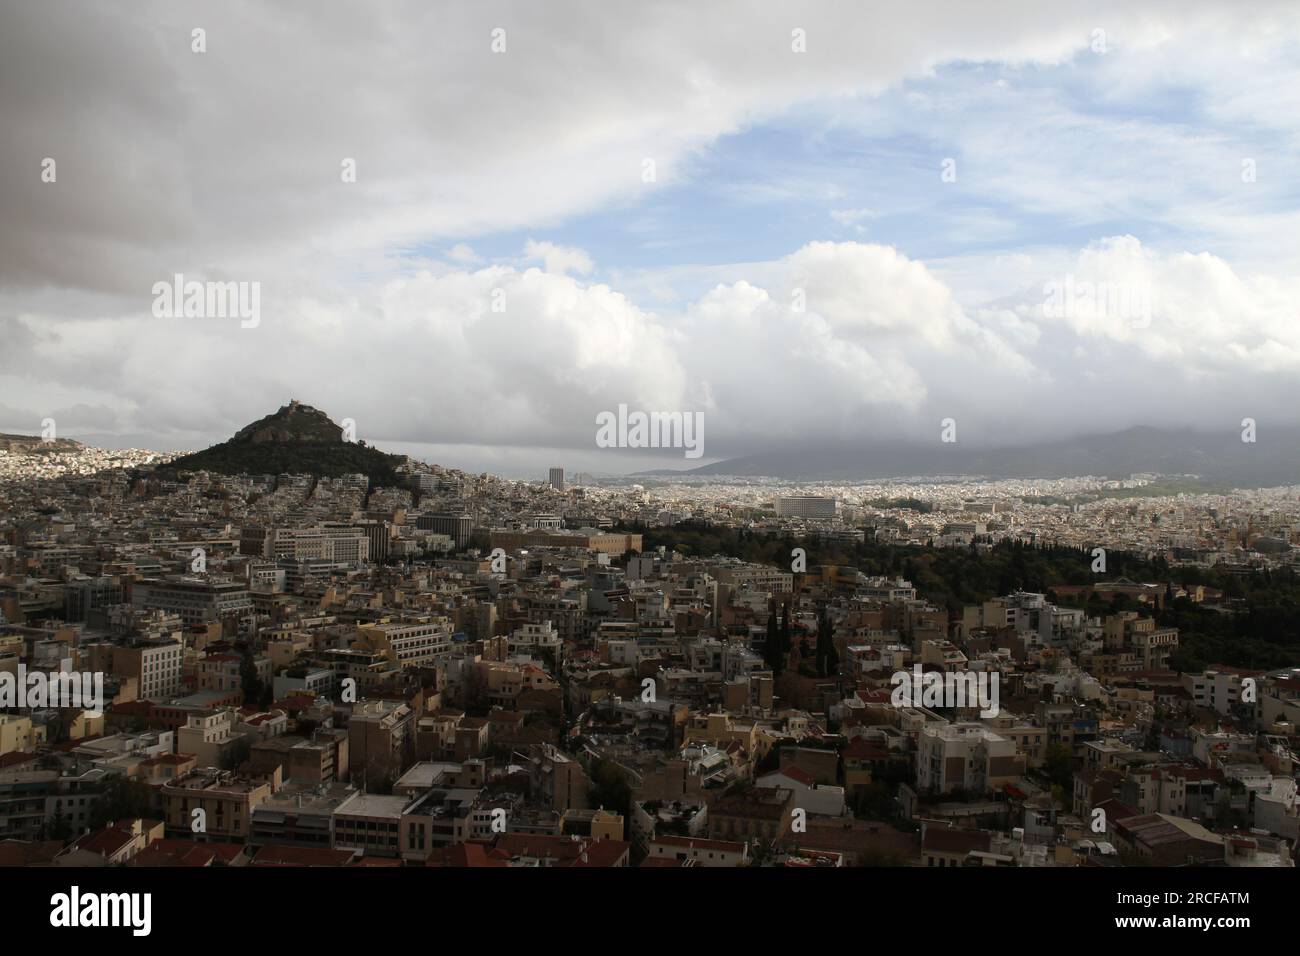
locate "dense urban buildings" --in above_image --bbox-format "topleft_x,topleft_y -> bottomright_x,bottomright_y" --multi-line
1,424 -> 1297,879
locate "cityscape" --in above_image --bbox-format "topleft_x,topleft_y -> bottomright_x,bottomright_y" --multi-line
1,400 -> 1297,878
2,0 -> 1295,936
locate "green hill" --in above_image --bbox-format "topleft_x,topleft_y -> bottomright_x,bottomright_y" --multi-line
158,400 -> 405,486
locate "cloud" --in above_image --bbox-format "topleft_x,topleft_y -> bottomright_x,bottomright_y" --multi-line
1025,236 -> 1300,374
3,235 -> 1298,464
4,1 -> 1300,469
7,0 -> 1293,297
829,208 -> 880,233
523,240 -> 595,276
446,244 -> 482,265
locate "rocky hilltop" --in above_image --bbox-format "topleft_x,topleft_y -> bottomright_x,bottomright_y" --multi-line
232,400 -> 345,444
158,400 -> 404,485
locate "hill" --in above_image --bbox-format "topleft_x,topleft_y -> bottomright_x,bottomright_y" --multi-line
0,433 -> 84,455
157,400 -> 405,486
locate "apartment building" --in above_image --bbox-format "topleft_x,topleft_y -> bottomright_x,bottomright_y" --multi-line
160,768 -> 274,841
0,767 -> 108,839
356,618 -> 453,669
399,787 -> 481,861
197,651 -> 270,693
522,594 -> 585,644
917,723 -> 1025,795
507,621 -> 563,661
177,709 -> 243,769
333,793 -> 408,857
981,714 -> 1047,768
707,786 -> 795,843
323,647 -> 398,693
112,637 -> 184,701
248,782 -> 359,849
1120,766 -> 1221,820
132,576 -> 254,628
348,700 -> 415,790
0,713 -> 34,756
272,666 -> 335,700
289,730 -> 349,784
1131,625 -> 1180,670
1183,669 -> 1247,715
1257,668 -> 1300,728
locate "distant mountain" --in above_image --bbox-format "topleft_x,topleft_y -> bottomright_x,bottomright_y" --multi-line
158,400 -> 405,486
0,433 -> 83,455
641,426 -> 1300,486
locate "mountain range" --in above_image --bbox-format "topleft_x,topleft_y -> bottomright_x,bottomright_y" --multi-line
12,408 -> 1297,489
637,426 -> 1300,486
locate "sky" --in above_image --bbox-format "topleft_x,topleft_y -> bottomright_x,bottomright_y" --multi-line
2,0 -> 1299,478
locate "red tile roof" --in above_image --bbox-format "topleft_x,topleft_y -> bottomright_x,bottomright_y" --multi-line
131,839 -> 217,868
427,842 -> 508,867
250,844 -> 356,867
770,766 -> 816,787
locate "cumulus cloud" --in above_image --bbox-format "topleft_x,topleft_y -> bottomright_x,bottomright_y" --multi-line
1025,237 -> 1300,373
1,233 -> 1298,466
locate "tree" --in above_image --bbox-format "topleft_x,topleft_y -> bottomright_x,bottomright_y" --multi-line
1214,792 -> 1234,829
779,602 -> 793,662
1042,743 -> 1073,790
764,603 -> 783,676
239,644 -> 264,707
40,806 -> 72,842
815,607 -> 839,678
87,775 -> 153,830
588,759 -> 632,818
